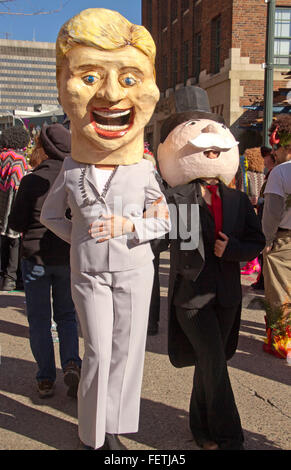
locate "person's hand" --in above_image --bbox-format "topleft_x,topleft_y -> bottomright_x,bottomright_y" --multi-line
143,196 -> 169,219
250,195 -> 258,206
89,214 -> 134,242
263,244 -> 273,254
214,231 -> 229,258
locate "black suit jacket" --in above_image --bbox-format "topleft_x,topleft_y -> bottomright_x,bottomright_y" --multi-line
9,159 -> 70,266
163,180 -> 266,368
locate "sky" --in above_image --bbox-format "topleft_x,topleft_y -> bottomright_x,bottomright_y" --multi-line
0,0 -> 142,43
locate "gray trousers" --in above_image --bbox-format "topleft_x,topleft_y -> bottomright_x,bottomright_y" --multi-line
71,262 -> 154,449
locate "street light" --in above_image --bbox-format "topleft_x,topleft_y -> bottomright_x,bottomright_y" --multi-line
263,0 -> 276,146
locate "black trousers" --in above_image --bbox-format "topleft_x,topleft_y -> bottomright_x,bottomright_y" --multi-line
176,304 -> 244,449
0,235 -> 20,281
148,255 -> 160,328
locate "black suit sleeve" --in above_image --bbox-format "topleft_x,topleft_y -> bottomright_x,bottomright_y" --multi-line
222,192 -> 266,262
150,177 -> 171,255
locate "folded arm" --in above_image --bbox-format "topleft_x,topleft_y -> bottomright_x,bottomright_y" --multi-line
90,168 -> 171,243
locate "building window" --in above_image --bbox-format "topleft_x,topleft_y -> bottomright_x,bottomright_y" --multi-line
194,32 -> 201,81
182,0 -> 189,12
146,0 -> 153,31
0,72 -> 55,79
0,81 -> 55,87
0,66 -> 55,73
161,0 -> 168,29
0,101 -> 58,108
211,15 -> 221,74
172,49 -> 178,88
274,7 -> 291,65
171,0 -> 178,22
0,94 -> 58,100
183,41 -> 189,84
0,86 -> 57,92
0,58 -> 55,66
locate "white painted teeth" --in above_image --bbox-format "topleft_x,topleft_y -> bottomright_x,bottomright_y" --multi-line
93,109 -> 131,118
96,123 -> 129,130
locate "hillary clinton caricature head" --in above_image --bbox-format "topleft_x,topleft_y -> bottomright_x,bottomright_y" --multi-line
56,8 -> 160,165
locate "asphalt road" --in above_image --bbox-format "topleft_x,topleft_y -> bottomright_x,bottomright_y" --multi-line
0,251 -> 290,451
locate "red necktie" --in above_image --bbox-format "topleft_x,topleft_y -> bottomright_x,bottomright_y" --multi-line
206,185 -> 222,239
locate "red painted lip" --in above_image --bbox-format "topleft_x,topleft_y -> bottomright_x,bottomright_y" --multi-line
90,107 -> 134,139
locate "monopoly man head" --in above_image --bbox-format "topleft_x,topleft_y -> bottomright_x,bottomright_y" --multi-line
56,8 -> 160,165
157,87 -> 239,187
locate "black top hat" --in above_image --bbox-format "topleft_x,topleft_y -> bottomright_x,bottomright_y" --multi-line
160,86 -> 225,143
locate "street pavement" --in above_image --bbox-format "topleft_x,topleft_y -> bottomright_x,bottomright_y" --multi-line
0,251 -> 290,451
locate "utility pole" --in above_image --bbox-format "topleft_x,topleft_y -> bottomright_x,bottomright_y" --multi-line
263,0 -> 276,147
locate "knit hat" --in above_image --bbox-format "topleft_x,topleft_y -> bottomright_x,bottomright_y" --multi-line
40,123 -> 71,161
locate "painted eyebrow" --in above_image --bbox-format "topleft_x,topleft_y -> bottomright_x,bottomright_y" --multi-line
119,67 -> 144,76
71,65 -> 144,77
71,64 -> 103,72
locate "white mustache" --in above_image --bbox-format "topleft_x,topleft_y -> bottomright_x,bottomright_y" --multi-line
189,133 -> 239,151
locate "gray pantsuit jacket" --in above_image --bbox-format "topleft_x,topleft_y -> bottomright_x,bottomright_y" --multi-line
40,157 -> 170,271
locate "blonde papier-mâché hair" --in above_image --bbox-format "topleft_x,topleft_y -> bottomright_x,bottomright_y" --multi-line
56,8 -> 157,83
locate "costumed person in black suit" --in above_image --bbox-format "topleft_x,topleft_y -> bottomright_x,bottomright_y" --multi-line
155,87 -> 265,450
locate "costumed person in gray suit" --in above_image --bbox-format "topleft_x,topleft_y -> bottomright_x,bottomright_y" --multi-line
40,8 -> 170,450
155,87 -> 265,450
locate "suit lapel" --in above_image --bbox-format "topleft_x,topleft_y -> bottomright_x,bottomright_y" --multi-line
84,163 -> 97,189
168,182 -> 201,250
167,181 -> 198,205
220,183 -> 240,234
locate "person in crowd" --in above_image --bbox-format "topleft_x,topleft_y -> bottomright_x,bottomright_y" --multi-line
155,87 -> 265,450
239,146 -> 266,207
251,146 -> 275,290
0,126 -> 30,291
239,147 -> 265,276
9,123 -> 81,399
40,8 -> 170,450
262,114 -> 291,361
260,146 -> 275,175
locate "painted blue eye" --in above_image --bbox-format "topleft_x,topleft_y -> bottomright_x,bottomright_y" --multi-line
124,76 -> 136,86
84,75 -> 96,84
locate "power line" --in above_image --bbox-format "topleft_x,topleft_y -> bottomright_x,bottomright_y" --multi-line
0,0 -> 71,16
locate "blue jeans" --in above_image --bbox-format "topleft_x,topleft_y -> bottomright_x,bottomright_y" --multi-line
21,259 -> 81,382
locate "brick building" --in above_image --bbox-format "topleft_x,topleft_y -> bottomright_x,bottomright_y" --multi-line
142,0 -> 291,152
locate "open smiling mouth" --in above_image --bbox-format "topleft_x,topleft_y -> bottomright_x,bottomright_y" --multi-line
90,108 -> 134,139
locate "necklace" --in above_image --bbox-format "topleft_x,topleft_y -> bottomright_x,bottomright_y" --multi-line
79,165 -> 118,206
